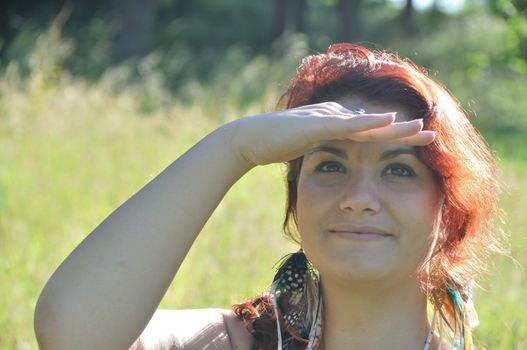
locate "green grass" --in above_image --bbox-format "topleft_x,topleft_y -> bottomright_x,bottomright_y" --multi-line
472,161 -> 527,350
0,71 -> 526,350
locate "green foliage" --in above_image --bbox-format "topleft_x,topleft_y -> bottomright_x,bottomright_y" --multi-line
0,56 -> 297,348
3,16 -> 73,83
1,6 -> 527,349
1,56 -> 526,348
386,11 -> 527,163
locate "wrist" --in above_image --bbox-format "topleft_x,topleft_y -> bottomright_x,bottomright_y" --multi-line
215,119 -> 257,173
213,120 -> 256,174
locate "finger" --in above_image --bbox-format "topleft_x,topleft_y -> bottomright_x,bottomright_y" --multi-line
346,119 -> 423,141
321,101 -> 368,116
316,113 -> 399,140
296,102 -> 390,119
334,112 -> 397,127
297,101 -> 348,114
389,131 -> 436,146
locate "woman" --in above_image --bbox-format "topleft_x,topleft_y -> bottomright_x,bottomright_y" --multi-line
34,44 -> 500,350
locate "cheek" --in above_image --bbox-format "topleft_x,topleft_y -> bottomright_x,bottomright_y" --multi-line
296,183 -> 328,245
395,190 -> 440,253
419,189 -> 441,231
296,182 -> 316,232
296,179 -> 339,227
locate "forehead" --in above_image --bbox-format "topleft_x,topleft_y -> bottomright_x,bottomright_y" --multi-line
334,95 -> 411,122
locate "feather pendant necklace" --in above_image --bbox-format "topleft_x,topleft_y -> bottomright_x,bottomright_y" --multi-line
269,250 -> 466,350
270,250 -> 322,349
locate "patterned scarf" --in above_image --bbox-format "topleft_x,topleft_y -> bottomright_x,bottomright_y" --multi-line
269,250 -> 322,350
268,250 -> 472,350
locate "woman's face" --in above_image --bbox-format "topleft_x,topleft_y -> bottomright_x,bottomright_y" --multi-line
296,96 -> 440,285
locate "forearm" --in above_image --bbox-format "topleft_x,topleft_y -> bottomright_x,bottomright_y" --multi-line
35,123 -> 252,350
34,102 -> 431,349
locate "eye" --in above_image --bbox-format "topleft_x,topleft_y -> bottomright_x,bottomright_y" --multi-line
315,161 -> 346,174
382,164 -> 416,177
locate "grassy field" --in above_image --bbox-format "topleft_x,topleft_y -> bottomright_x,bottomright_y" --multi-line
1,70 -> 526,350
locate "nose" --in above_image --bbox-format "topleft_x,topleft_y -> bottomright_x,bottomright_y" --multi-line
338,170 -> 381,214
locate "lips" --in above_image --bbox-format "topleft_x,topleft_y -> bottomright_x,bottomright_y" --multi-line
328,224 -> 392,240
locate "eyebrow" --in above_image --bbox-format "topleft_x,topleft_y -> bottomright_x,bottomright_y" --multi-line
305,145 -> 417,160
305,146 -> 348,159
379,147 -> 418,160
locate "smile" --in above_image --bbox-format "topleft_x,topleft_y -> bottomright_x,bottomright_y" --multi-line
328,225 -> 392,241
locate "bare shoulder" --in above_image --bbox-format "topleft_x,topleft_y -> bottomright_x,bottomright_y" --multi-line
130,308 -> 254,350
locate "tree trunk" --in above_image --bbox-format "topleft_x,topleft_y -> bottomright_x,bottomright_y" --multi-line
273,0 -> 307,41
338,0 -> 362,42
112,0 -> 159,63
401,0 -> 415,36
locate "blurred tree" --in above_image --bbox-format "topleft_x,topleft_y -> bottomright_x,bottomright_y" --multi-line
173,0 -> 192,18
274,0 -> 308,41
488,0 -> 527,59
111,0 -> 159,62
338,0 -> 362,41
401,0 -> 415,35
0,0 -> 64,56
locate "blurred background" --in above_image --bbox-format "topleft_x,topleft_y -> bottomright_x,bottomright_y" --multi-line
1,0 -> 526,349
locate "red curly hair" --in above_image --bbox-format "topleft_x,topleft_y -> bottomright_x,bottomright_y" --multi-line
234,43 -> 503,349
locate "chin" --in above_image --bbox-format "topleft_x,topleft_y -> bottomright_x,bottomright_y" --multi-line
333,264 -> 397,283
309,250 -> 402,283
